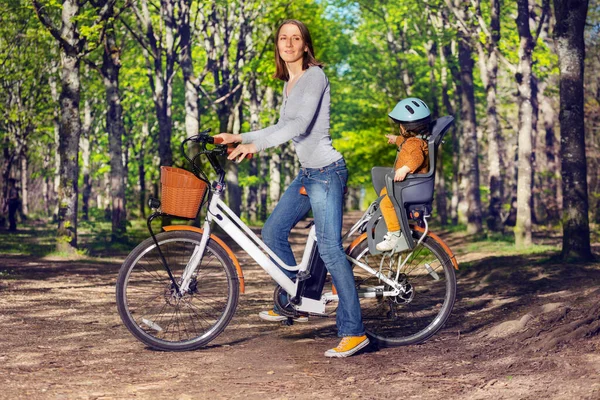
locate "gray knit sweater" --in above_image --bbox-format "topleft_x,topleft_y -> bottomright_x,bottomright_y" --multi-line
241,66 -> 342,169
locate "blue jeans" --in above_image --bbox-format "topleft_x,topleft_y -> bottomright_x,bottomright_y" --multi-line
262,158 -> 365,337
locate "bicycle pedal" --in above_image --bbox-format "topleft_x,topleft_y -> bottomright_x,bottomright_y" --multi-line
281,317 -> 294,326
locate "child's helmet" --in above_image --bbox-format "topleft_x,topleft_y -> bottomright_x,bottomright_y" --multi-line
389,97 -> 431,128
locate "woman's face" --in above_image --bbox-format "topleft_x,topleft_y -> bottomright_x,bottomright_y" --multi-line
277,24 -> 307,65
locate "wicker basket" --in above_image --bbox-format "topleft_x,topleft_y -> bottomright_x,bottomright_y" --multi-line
160,166 -> 207,218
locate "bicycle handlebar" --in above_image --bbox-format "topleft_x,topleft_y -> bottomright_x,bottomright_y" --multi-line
184,130 -> 252,159
180,128 -> 253,189
212,136 -> 253,161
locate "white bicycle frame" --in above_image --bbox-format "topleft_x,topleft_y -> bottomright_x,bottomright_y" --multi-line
177,187 -> 407,315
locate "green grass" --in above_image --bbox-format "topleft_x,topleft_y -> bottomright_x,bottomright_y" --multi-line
465,238 -> 558,256
0,216 -> 152,258
0,226 -> 56,257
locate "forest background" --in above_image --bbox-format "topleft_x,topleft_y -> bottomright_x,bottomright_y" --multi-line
0,0 -> 597,260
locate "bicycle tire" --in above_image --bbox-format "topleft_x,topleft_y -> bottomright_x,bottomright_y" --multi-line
348,230 -> 456,347
116,230 -> 239,351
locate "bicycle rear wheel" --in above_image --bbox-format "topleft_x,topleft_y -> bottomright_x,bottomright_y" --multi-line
348,231 -> 456,347
116,230 -> 239,351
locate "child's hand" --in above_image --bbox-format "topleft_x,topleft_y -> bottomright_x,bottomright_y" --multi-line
394,166 -> 411,182
385,134 -> 398,144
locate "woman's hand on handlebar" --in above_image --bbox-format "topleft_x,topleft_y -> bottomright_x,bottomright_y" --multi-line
213,133 -> 242,144
228,143 -> 257,163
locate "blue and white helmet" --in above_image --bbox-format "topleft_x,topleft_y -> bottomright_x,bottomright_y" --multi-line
389,97 -> 431,125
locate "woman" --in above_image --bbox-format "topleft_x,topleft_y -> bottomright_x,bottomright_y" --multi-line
215,19 -> 368,358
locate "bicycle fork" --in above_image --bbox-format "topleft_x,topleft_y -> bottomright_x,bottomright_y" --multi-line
178,220 -> 212,295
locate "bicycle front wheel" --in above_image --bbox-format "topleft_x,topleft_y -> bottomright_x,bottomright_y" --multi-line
116,230 -> 239,351
348,230 -> 456,347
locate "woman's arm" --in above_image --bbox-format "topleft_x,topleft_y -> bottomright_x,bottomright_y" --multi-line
251,69 -> 328,152
240,121 -> 282,144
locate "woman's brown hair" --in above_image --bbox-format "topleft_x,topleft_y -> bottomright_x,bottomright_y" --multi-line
273,19 -> 323,81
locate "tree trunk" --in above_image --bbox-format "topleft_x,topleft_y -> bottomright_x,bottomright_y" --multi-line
531,74 -> 541,225
539,86 -> 560,222
515,0 -> 535,247
81,97 -> 92,221
259,152 -> 269,221
178,0 -> 199,139
103,26 -> 127,239
46,0 -> 84,252
1,138 -> 15,211
533,84 -> 559,224
56,47 -> 81,251
440,42 -> 458,226
485,0 -> 504,232
457,24 -> 483,234
427,39 -> 447,225
138,122 -> 149,218
247,78 -> 261,222
49,66 -> 60,219
442,41 -> 461,226
220,112 -> 241,216
42,152 -> 51,217
345,187 -> 360,211
283,143 -> 294,188
553,0 -> 593,261
19,150 -> 28,216
137,0 -> 174,168
269,150 -> 281,213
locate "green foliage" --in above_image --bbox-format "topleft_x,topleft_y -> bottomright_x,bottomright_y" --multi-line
239,174 -> 262,188
2,0 -> 588,241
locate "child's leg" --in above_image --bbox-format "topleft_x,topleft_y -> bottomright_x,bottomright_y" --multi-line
377,188 -> 403,251
379,188 -> 400,232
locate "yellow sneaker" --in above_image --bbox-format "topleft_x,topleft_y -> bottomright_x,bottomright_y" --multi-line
258,310 -> 308,323
324,335 -> 370,358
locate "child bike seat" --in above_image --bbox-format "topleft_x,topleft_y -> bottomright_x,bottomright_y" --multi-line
368,116 -> 455,253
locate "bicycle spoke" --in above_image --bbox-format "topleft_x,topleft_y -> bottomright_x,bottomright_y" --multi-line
349,233 -> 456,346
117,232 -> 239,350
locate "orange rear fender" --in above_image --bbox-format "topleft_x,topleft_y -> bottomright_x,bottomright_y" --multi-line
344,229 -> 458,270
410,225 -> 459,270
162,225 -> 245,293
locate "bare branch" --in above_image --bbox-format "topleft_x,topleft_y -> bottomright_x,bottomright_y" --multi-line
496,48 -> 517,74
31,0 -> 71,51
534,0 -> 550,44
119,13 -> 155,58
81,57 -> 103,76
197,85 -> 218,112
443,0 -> 472,36
213,81 -> 243,104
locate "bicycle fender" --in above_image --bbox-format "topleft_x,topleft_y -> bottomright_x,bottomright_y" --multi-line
345,230 -> 459,270
411,225 -> 459,270
162,225 -> 246,293
346,233 -> 368,256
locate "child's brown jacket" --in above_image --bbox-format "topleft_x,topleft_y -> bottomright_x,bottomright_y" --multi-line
394,136 -> 429,173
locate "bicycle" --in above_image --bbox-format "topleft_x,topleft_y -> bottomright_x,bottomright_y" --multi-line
115,116 -> 459,351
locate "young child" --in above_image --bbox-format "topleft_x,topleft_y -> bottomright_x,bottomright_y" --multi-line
376,98 -> 431,252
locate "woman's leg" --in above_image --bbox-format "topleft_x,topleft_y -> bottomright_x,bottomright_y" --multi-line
303,161 -> 365,337
261,174 -> 312,276
261,173 -> 311,314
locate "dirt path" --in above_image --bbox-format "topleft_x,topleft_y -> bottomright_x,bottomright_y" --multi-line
1,216 -> 599,399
